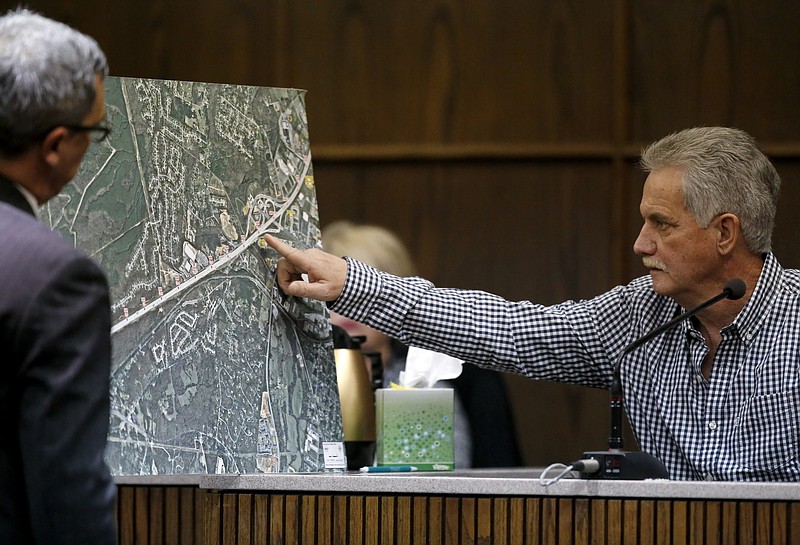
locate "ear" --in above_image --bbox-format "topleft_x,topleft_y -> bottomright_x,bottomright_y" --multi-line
715,213 -> 740,255
38,126 -> 69,168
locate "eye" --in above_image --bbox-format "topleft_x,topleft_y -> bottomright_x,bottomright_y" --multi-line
649,215 -> 675,230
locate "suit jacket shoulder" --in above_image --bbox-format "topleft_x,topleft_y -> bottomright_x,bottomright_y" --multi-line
0,200 -> 116,545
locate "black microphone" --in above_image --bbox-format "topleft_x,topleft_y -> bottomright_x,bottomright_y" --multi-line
582,278 -> 746,480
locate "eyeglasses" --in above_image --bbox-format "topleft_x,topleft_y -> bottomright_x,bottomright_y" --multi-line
63,122 -> 112,143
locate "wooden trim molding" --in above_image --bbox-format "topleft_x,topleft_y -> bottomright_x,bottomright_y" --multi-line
310,142 -> 800,163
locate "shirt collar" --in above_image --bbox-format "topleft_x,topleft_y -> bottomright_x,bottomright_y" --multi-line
729,252 -> 782,343
13,182 -> 40,215
679,254 -> 778,343
0,173 -> 37,216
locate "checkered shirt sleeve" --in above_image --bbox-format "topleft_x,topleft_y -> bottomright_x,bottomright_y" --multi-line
330,254 -> 800,481
332,258 -> 659,389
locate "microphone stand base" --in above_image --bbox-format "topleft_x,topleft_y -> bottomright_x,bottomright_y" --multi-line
580,450 -> 669,480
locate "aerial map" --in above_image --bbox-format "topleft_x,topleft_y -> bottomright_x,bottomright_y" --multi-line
42,76 -> 344,475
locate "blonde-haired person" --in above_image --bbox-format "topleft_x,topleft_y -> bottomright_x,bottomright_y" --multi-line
323,221 -> 522,469
323,220 -> 417,277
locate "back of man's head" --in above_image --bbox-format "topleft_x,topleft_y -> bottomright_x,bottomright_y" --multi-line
0,9 -> 108,157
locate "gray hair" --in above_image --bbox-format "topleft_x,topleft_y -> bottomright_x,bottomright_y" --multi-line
640,127 -> 780,254
0,8 -> 108,155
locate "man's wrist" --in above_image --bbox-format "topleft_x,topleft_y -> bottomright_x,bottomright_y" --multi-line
328,257 -> 382,321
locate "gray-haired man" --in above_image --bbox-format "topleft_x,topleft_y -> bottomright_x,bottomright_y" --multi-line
265,127 -> 799,482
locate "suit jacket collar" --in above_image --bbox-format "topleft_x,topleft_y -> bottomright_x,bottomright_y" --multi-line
0,173 -> 35,216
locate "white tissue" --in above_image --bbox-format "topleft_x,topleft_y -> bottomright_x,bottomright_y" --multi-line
398,347 -> 464,388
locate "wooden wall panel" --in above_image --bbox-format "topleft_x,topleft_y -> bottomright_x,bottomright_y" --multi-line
771,161 -> 800,269
13,0 -> 284,86
285,0 -> 616,144
315,161 -> 616,303
12,0 -> 800,468
630,1 -> 800,142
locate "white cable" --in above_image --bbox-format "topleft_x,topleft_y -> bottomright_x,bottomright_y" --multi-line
539,463 -> 575,486
539,458 -> 601,486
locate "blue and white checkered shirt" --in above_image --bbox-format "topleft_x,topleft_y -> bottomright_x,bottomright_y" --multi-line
331,252 -> 800,481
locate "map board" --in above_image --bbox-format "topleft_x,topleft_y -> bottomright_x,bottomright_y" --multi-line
43,76 -> 344,475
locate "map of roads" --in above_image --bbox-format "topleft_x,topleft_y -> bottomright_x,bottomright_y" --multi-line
43,77 -> 344,475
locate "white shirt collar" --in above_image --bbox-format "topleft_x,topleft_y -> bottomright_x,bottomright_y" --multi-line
14,182 -> 40,215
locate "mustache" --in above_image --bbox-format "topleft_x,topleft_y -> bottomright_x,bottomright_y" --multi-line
642,257 -> 667,271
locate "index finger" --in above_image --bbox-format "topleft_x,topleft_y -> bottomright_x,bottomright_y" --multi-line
262,234 -> 297,258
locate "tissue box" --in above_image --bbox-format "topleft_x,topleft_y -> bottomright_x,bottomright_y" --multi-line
375,388 -> 454,471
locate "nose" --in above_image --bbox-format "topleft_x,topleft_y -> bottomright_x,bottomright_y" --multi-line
633,224 -> 655,257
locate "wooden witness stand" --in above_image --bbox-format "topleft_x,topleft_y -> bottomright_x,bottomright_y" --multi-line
115,471 -> 800,544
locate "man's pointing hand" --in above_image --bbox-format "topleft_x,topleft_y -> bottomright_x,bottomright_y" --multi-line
262,234 -> 347,301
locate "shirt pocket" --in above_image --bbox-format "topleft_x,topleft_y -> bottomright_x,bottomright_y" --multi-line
735,388 -> 799,471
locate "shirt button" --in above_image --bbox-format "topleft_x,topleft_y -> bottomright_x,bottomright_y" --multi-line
705,473 -> 714,481
745,333 -> 753,341
695,374 -> 704,383
707,421 -> 717,430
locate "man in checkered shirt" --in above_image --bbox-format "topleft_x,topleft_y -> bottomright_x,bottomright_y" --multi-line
266,127 -> 799,481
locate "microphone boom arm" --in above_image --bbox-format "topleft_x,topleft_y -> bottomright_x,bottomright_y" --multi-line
590,278 -> 745,478
609,282 -> 742,450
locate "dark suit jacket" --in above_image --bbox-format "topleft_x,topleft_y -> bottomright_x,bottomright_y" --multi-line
0,177 -> 116,544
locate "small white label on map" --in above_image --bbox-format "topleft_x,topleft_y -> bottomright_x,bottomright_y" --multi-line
322,442 -> 347,469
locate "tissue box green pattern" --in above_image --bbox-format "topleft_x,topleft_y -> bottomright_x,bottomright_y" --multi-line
375,388 -> 454,470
